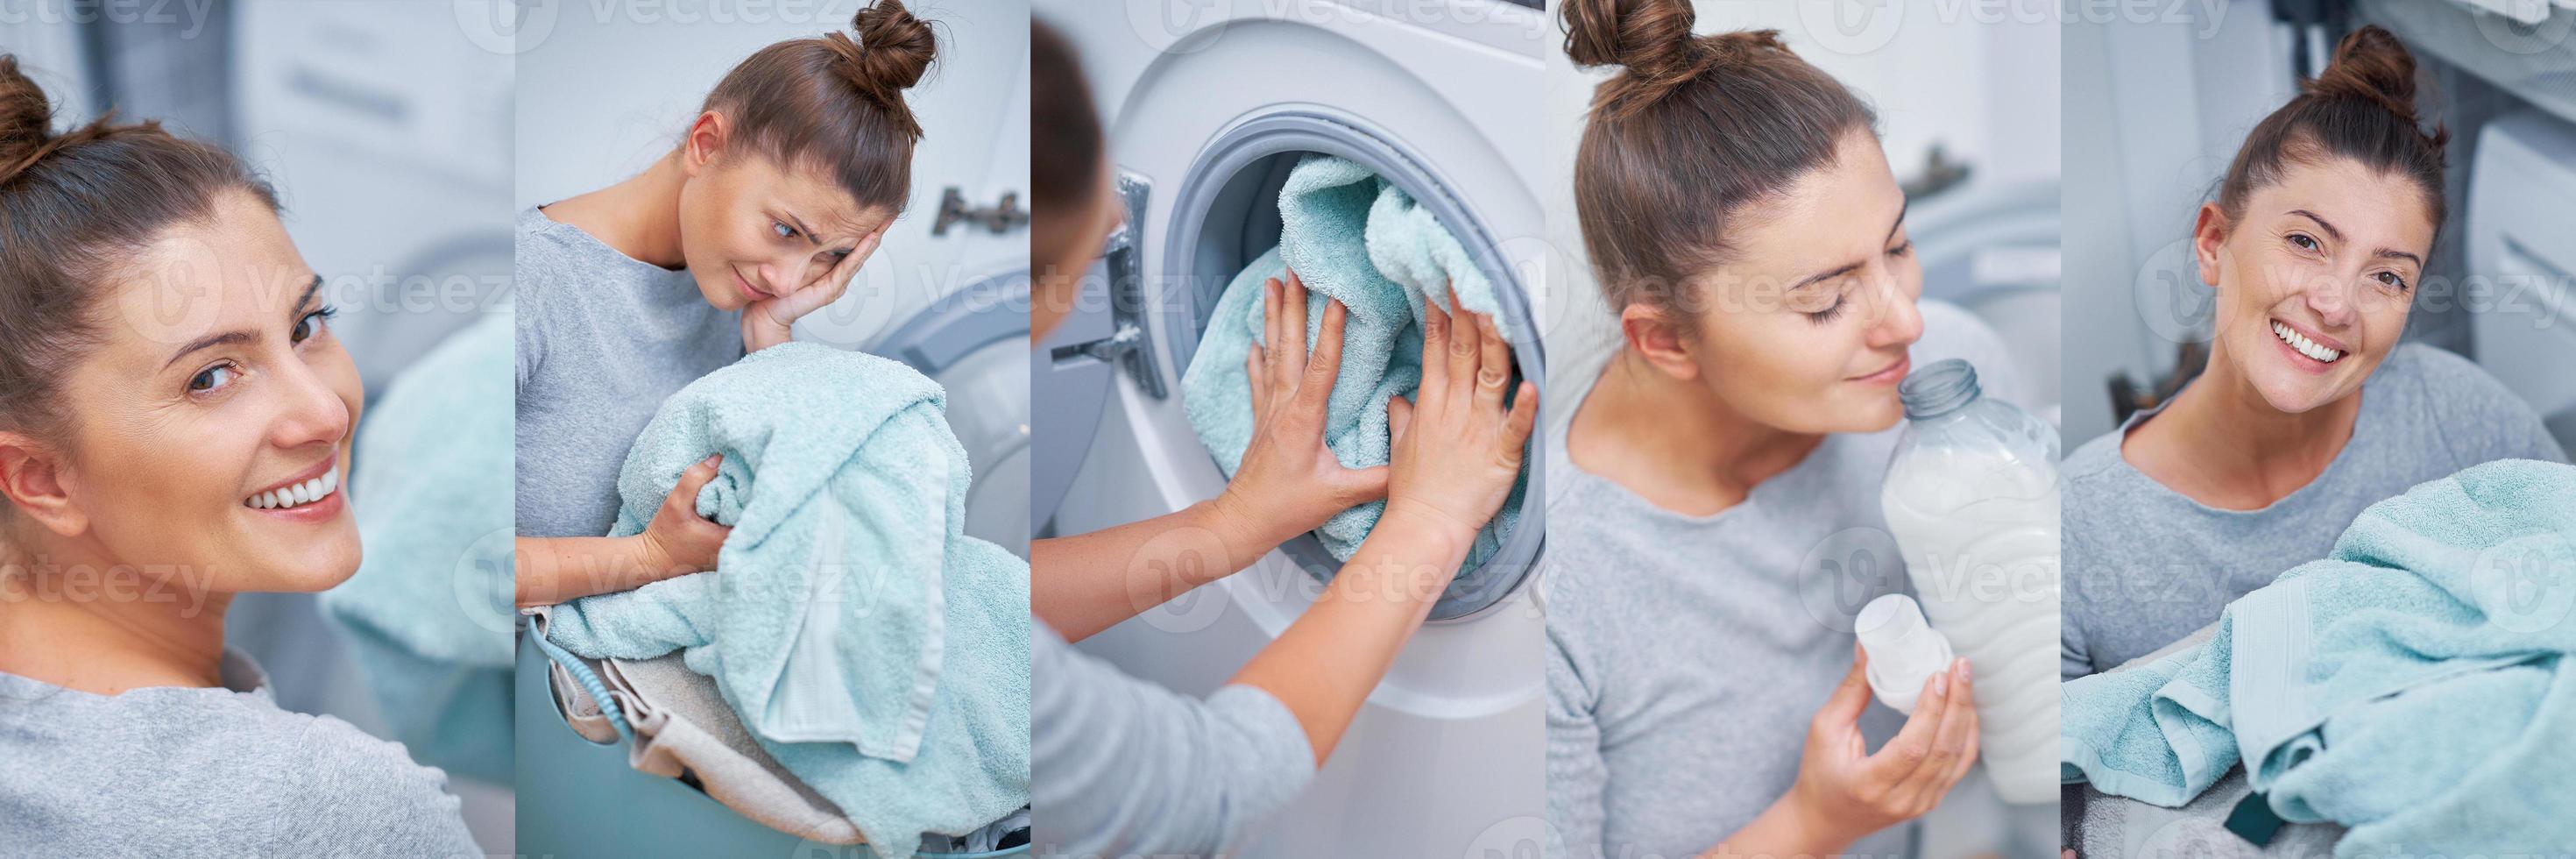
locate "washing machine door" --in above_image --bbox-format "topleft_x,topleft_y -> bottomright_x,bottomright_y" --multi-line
875,267 -> 1036,558
1031,175 -> 1157,533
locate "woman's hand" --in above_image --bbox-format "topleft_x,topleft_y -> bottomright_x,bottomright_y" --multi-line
1781,642 -> 1981,849
1375,287 -> 1537,549
636,454 -> 733,579
1210,270 -> 1393,547
742,225 -> 888,351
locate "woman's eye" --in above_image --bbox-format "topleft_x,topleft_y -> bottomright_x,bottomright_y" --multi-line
1803,292 -> 1850,324
189,364 -> 237,393
773,220 -> 796,239
1887,240 -> 1913,258
2289,233 -> 2320,251
2375,271 -> 2410,290
291,307 -> 336,344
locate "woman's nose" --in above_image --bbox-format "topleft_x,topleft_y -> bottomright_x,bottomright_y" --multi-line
2306,275 -> 2359,329
269,359 -> 352,451
1864,271 -> 1925,349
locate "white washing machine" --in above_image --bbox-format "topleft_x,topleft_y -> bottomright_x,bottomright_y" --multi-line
2466,110 -> 2576,453
1034,1 -> 1550,854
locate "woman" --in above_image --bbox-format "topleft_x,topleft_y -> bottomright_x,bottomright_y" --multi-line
1544,2 -> 2002,856
1026,19 -> 1536,855
0,57 -> 478,855
2059,26 -> 2566,679
513,0 -> 929,606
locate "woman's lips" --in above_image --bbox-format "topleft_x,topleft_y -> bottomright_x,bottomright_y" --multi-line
1850,353 -> 1911,386
732,266 -> 772,302
242,455 -> 345,523
2268,317 -> 2345,376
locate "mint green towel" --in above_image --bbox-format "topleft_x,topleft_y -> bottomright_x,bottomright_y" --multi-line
1180,153 -> 1527,581
543,343 -> 1030,857
319,312 -> 514,784
2061,458 -> 2576,855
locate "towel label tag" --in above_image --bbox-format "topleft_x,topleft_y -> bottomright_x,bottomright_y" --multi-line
2224,792 -> 2286,846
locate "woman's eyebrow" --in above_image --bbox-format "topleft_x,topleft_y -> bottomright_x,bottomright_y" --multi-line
159,276 -> 320,371
2287,209 -> 2345,243
1788,197 -> 1910,292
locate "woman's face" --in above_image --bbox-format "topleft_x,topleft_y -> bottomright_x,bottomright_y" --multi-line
678,141 -> 892,314
51,188 -> 364,593
1031,153 -> 1124,343
2197,156 -> 2434,414
1633,130 -> 1924,435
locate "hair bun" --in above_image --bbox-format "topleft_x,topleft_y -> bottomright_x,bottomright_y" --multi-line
2,55 -> 60,182
829,0 -> 937,105
1564,0 -> 1710,81
2310,25 -> 2423,127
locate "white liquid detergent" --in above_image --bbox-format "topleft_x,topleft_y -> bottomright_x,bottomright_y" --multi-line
1878,359 -> 2061,805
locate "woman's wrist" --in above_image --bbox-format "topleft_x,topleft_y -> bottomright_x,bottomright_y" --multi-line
1758,783 -> 1858,856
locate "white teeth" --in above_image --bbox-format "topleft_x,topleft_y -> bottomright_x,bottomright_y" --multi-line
2273,321 -> 2342,363
244,468 -> 339,510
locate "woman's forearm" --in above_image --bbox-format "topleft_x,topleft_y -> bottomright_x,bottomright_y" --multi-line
1030,498 -> 1280,642
1226,507 -> 1469,765
513,534 -> 670,608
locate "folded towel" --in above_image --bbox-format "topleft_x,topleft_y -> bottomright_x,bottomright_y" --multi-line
1181,153 -> 1528,580
319,311 -> 515,784
2061,458 -> 2576,855
542,343 -> 1030,858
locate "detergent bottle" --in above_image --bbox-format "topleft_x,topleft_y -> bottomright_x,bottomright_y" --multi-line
1855,593 -> 1955,716
1879,358 -> 2061,805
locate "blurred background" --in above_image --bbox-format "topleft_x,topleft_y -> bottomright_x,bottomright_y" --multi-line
508,0 -> 1030,854
1542,1 -> 2063,856
2063,0 -> 2576,451
0,0 -> 516,852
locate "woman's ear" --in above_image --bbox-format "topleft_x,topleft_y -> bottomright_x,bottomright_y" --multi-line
0,433 -> 86,540
682,110 -> 731,176
1621,302 -> 1701,381
2192,202 -> 2231,288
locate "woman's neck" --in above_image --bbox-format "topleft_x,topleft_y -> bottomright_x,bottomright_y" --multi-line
2126,339 -> 2361,508
544,151 -> 689,269
1568,349 -> 1826,516
0,537 -> 233,695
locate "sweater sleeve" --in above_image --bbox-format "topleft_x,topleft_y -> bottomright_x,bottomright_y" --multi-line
1545,625 -> 1610,859
1031,622 -> 1313,855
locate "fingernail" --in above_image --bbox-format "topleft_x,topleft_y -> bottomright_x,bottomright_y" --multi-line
1956,658 -> 1972,680
1931,672 -> 1949,695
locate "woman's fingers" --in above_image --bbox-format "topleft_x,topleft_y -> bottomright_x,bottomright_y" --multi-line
1386,394 -> 1414,445
1499,381 -> 1539,470
1808,642 -> 1875,749
1444,287 -> 1481,403
1279,269 -> 1311,375
677,454 -> 722,495
1474,312 -> 1512,411
1245,347 -> 1269,422
1301,299 -> 1349,410
1262,276 -> 1283,383
1417,290 -> 1451,399
1865,660 -> 1955,785
1896,659 -> 1978,806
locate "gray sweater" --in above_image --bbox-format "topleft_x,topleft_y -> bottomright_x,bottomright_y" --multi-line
1030,621 -> 1312,855
515,205 -> 744,538
0,649 -> 481,856
1545,302 -> 2014,859
2060,343 -> 2566,678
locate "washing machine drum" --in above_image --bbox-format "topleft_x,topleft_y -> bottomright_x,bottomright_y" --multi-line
1161,112 -> 1546,621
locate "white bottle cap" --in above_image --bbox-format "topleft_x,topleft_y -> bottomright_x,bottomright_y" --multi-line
1856,593 -> 1954,714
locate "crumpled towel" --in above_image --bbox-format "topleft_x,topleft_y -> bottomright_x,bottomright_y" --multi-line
2061,458 -> 2576,856
543,342 -> 1030,857
320,310 -> 515,784
1181,153 -> 1528,578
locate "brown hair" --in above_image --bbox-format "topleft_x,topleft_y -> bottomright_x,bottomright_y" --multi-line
1564,0 -> 1875,324
0,54 -> 279,445
1030,18 -> 1102,269
2216,25 -> 2447,231
700,0 -> 938,215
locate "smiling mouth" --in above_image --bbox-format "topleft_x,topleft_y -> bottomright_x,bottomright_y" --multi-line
2271,319 -> 2345,365
1851,354 -> 1911,384
732,266 -> 771,302
244,462 -> 340,510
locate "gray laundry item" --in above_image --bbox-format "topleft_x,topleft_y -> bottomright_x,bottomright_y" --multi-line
1545,302 -> 2015,859
2066,625 -> 2346,857
2059,344 -> 2565,680
1030,621 -> 1313,856
0,648 -> 481,857
529,611 -> 1023,854
515,204 -> 744,539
